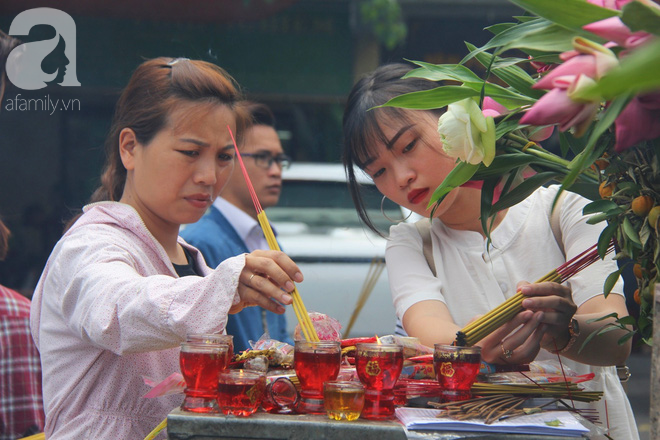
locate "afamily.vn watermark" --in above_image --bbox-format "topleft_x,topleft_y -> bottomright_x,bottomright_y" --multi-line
4,93 -> 81,114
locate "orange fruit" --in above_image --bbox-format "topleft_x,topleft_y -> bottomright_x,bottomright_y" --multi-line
634,288 -> 641,305
633,263 -> 645,279
599,181 -> 615,199
593,158 -> 610,170
649,206 -> 660,231
631,195 -> 654,217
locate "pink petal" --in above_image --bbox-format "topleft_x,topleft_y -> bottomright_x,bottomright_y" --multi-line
534,55 -> 597,89
584,17 -> 632,46
520,89 -> 586,128
528,125 -> 555,142
482,96 -> 508,116
615,96 -> 660,152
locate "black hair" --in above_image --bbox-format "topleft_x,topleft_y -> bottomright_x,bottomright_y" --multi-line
342,63 -> 443,235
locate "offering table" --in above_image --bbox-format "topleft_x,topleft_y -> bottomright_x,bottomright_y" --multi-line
167,409 -> 596,439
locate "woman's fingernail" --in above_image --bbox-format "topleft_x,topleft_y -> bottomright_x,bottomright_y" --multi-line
522,299 -> 533,308
281,293 -> 292,305
294,272 -> 304,282
285,281 -> 295,292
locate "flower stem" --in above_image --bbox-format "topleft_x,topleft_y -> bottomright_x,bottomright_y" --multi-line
503,133 -> 599,181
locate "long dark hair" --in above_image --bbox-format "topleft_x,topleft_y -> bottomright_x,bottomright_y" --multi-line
66,57 -> 247,229
342,63 -> 443,235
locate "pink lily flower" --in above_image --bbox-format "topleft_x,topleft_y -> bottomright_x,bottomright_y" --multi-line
614,92 -> 660,151
481,96 -> 508,117
520,87 -> 599,137
586,0 -> 633,9
584,16 -> 654,49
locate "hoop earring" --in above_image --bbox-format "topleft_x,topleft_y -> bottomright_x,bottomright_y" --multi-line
381,196 -> 413,223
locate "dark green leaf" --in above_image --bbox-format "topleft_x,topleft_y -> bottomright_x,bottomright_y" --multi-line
623,216 -> 642,245
616,315 -> 638,326
598,223 -> 617,259
586,212 -> 610,224
379,86 -> 479,110
491,172 -> 559,212
405,62 -> 482,83
583,200 -> 619,215
621,1 -> 660,36
428,162 -> 480,207
617,331 -> 636,345
465,43 -> 542,99
603,267 -> 623,297
508,0 -> 619,31
472,154 -> 537,179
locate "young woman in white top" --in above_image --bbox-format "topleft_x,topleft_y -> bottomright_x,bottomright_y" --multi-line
342,63 -> 638,439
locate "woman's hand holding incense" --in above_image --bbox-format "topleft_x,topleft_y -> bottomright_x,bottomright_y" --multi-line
518,281 -> 577,352
233,250 -> 304,314
476,309 -> 545,364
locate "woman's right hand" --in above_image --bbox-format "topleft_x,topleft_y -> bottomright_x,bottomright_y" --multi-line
232,250 -> 304,314
476,310 -> 546,364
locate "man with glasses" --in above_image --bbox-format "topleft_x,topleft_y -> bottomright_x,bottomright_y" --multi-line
182,101 -> 294,352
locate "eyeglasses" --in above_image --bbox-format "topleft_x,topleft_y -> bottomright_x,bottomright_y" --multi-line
241,152 -> 291,170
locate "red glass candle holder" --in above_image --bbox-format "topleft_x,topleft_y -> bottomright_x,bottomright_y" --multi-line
293,340 -> 341,414
260,377 -> 300,414
217,369 -> 265,416
354,343 -> 403,420
179,342 -> 229,413
433,344 -> 481,402
186,333 -> 234,366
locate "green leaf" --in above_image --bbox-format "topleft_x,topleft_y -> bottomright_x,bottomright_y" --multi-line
616,315 -> 638,326
562,95 -> 629,191
583,200 -> 619,215
603,267 -> 623,297
405,62 -> 482,83
623,216 -> 642,245
597,222 -> 617,259
508,0 -> 619,31
465,42 -> 543,99
462,82 -> 537,106
621,1 -> 660,36
491,171 -> 560,212
379,86 -> 479,110
472,154 -> 536,179
428,162 -> 480,207
617,331 -> 636,345
501,24 -> 580,53
586,212 -> 610,224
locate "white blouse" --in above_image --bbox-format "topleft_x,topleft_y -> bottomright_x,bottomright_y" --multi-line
386,185 -> 639,440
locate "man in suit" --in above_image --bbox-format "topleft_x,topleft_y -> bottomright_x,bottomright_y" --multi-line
181,102 -> 293,352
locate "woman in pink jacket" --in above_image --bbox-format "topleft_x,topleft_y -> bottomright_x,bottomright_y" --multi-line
30,57 -> 303,439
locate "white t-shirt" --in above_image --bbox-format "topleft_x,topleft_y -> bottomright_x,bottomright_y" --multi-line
386,186 -> 638,440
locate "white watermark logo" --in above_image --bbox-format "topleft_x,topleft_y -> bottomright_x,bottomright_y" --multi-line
5,8 -> 81,90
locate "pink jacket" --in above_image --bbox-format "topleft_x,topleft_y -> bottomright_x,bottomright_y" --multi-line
31,202 -> 243,439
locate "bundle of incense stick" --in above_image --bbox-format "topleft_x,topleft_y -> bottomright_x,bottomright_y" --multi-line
428,394 -> 600,424
455,241 -> 615,346
343,257 -> 385,338
394,379 -> 602,403
228,126 -> 319,342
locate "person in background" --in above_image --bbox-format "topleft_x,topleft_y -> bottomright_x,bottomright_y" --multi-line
342,63 -> 638,439
182,101 -> 294,352
0,30 -> 46,440
30,58 -> 303,439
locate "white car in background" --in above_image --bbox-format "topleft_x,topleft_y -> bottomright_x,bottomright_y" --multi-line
268,162 -> 417,338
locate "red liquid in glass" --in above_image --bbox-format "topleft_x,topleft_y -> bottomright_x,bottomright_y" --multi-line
433,352 -> 480,391
355,348 -> 404,420
294,350 -> 341,398
355,351 -> 404,391
217,381 -> 263,416
180,351 -> 227,398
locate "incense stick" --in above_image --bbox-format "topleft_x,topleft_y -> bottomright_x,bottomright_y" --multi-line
455,241 -> 615,346
227,126 -> 319,342
343,257 -> 385,337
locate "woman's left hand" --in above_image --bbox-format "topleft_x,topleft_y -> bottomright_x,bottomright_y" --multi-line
519,281 -> 577,352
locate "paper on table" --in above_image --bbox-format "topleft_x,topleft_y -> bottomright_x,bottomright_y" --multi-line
396,407 -> 589,437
